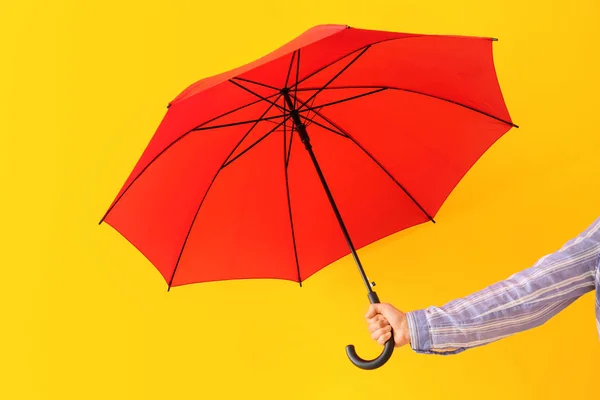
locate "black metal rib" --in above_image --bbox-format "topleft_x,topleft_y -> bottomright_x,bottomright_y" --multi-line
257,118 -> 283,126
299,93 -> 318,127
298,88 -> 387,113
286,34 -> 447,93
189,92 -> 280,132
99,94 -> 284,225
221,115 -> 291,169
189,37 -> 413,121
168,95 -> 284,289
300,46 -> 370,109
283,49 -> 300,166
284,95 -> 288,167
193,114 -> 285,131
284,150 -> 302,287
285,50 -> 301,167
296,85 -> 518,128
293,49 -> 301,109
229,79 -> 286,113
286,125 -> 294,167
301,114 -> 348,138
292,93 -> 436,223
224,35 -> 496,113
284,51 -> 296,89
280,35 -> 516,127
288,45 -> 368,91
231,77 -> 280,91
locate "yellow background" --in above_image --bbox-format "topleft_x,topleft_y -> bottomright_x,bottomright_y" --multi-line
1,0 -> 599,399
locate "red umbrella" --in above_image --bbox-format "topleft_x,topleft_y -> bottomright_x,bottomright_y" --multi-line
100,24 -> 516,369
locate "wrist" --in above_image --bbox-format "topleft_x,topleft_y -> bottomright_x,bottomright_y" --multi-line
391,314 -> 410,346
402,321 -> 411,344
397,317 -> 410,346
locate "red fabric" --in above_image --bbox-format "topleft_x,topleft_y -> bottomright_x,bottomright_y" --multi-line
103,25 -> 515,287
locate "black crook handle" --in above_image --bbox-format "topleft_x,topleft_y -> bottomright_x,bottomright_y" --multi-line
345,291 -> 395,370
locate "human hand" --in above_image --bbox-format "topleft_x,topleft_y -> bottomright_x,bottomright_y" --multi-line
365,303 -> 411,348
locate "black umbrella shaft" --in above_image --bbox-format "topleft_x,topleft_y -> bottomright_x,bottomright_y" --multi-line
283,91 -> 373,294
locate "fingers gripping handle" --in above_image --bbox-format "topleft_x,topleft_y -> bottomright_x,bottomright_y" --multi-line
346,291 -> 395,370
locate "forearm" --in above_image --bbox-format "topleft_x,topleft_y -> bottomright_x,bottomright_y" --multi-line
406,220 -> 600,355
406,297 -> 579,355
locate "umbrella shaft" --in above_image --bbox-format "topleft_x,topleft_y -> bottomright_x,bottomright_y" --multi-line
283,91 -> 373,294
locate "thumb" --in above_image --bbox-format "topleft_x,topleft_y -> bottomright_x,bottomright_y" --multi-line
365,303 -> 385,319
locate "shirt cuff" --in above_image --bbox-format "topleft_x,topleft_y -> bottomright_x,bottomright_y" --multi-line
406,309 -> 432,353
406,309 -> 468,356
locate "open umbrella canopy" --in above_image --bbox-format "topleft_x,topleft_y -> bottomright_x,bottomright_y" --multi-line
101,24 -> 516,369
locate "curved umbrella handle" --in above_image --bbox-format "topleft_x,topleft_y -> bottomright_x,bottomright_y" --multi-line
345,335 -> 395,370
345,291 -> 395,370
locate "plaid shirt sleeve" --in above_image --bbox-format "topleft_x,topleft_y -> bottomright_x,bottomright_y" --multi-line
405,217 -> 600,355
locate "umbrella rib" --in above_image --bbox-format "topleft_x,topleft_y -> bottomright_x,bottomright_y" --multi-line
301,114 -> 348,138
292,93 -> 436,223
293,49 -> 301,109
168,95 -> 284,289
286,124 -> 294,166
100,95 -> 279,225
284,95 -> 288,166
284,151 -> 303,286
298,88 -> 387,113
295,86 -> 386,91
282,95 -> 302,286
282,35 -> 516,127
288,38 -> 408,92
190,92 -> 281,131
194,114 -> 286,131
231,76 -> 280,91
259,118 -> 283,126
286,49 -> 302,165
228,79 -> 286,112
289,43 -> 369,90
297,85 -> 517,128
301,94 -> 323,128
287,34 -> 491,92
221,115 -> 292,169
299,46 -> 370,109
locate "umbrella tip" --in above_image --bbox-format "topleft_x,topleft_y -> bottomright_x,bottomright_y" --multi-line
167,103 -> 171,109
492,38 -> 499,41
